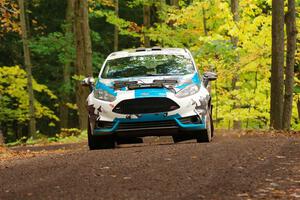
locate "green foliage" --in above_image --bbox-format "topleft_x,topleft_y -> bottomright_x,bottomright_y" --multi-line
30,31 -> 75,66
0,65 -> 58,123
92,9 -> 140,38
58,128 -> 81,137
48,129 -> 87,144
1,0 -> 300,143
90,0 -> 142,40
146,0 -> 300,129
6,129 -> 87,146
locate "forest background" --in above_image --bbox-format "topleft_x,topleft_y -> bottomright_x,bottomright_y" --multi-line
0,0 -> 299,143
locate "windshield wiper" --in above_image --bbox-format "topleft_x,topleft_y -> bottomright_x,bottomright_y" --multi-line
146,73 -> 186,77
145,74 -> 166,76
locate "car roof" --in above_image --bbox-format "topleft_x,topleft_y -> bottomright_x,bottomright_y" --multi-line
107,47 -> 191,60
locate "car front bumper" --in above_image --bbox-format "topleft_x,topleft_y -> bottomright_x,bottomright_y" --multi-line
92,115 -> 207,137
87,89 -> 209,137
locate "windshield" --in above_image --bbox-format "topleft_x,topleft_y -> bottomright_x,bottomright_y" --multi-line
101,54 -> 195,79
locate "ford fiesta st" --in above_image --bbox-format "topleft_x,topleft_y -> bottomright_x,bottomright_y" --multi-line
82,47 -> 217,150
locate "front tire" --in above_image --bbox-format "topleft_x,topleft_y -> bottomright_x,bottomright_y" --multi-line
196,111 -> 213,143
172,135 -> 185,143
88,120 -> 115,150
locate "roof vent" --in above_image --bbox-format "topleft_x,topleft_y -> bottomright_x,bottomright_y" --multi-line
136,47 -> 146,52
152,46 -> 162,51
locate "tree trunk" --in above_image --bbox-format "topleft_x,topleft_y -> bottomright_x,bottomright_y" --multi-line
143,4 -> 151,47
74,0 -> 93,130
170,0 -> 179,8
270,0 -> 285,130
230,0 -> 241,129
153,0 -> 165,46
202,7 -> 208,36
283,0 -> 297,130
60,0 -> 75,129
0,129 -> 4,146
297,99 -> 300,120
18,0 -> 37,138
0,123 -> 7,144
114,0 -> 119,51
230,0 -> 239,46
59,103 -> 69,129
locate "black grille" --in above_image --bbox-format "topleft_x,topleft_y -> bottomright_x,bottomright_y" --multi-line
119,120 -> 177,130
112,98 -> 180,114
96,120 -> 177,130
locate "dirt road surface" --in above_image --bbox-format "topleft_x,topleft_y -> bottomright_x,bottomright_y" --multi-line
0,132 -> 300,200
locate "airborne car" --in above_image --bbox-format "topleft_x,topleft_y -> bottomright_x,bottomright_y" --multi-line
82,47 -> 217,150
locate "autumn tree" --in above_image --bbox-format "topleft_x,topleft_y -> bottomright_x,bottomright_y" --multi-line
0,66 -> 58,139
0,129 -> 3,146
18,0 -> 36,138
283,0 -> 297,130
114,0 -> 119,51
270,0 -> 285,130
74,0 -> 93,130
59,0 -> 76,129
143,2 -> 151,47
170,0 -> 179,8
0,0 -> 20,35
230,0 -> 239,46
230,0 -> 241,129
1,0 -> 300,140
202,5 -> 208,36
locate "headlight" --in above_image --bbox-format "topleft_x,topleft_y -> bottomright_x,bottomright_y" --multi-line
175,84 -> 199,98
94,89 -> 116,102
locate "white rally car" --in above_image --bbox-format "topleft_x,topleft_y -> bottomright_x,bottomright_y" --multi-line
82,47 -> 217,150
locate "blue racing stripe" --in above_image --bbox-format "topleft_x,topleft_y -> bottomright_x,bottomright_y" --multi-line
135,88 -> 168,98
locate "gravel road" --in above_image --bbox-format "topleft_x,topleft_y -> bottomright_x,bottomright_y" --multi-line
0,133 -> 299,200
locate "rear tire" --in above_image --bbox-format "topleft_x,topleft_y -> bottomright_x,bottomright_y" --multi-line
210,105 -> 214,138
88,120 -> 115,150
196,111 -> 212,143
